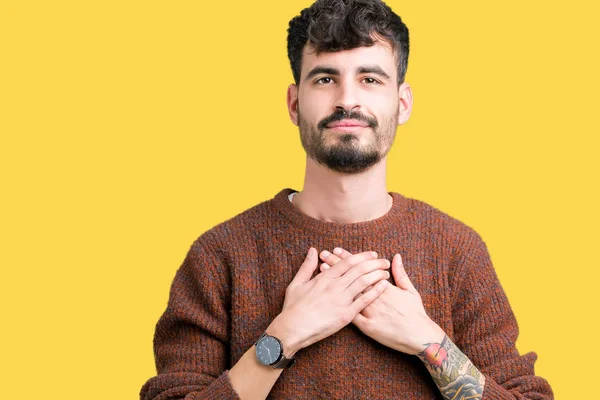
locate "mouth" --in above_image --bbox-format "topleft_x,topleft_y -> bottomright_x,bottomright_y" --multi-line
326,119 -> 369,132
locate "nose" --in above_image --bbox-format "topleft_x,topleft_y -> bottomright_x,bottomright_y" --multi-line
334,81 -> 361,114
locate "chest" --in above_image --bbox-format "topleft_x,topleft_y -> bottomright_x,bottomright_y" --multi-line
227,234 -> 456,366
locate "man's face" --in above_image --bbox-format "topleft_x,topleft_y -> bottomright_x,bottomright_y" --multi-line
288,40 -> 411,174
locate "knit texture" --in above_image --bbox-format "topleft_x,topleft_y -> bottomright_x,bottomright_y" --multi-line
140,188 -> 553,399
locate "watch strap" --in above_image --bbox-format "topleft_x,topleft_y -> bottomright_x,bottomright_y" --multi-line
254,331 -> 267,346
271,353 -> 296,369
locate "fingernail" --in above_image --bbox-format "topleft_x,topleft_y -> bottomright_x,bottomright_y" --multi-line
333,248 -> 342,255
371,251 -> 377,258
321,250 -> 331,257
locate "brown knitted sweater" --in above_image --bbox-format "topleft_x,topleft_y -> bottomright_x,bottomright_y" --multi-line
140,188 -> 553,399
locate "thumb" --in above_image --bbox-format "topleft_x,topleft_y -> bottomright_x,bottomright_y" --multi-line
391,253 -> 417,293
352,312 -> 369,332
289,247 -> 318,288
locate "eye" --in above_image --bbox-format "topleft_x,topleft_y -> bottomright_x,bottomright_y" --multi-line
315,77 -> 334,85
362,77 -> 380,84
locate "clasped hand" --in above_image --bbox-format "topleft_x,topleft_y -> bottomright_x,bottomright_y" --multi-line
318,248 -> 445,355
273,248 -> 390,354
272,247 -> 444,357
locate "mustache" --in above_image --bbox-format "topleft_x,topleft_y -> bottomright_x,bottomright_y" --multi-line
317,109 -> 378,131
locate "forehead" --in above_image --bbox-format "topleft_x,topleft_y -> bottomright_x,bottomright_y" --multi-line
300,40 -> 398,79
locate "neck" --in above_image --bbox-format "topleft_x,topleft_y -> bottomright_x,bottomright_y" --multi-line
293,156 -> 392,224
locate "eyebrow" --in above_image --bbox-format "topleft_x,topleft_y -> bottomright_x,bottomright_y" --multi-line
357,65 -> 391,80
304,65 -> 391,81
304,67 -> 340,81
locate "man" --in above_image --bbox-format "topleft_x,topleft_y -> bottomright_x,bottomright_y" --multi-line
140,0 -> 553,398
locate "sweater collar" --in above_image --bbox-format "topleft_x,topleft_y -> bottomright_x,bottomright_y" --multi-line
272,188 -> 409,237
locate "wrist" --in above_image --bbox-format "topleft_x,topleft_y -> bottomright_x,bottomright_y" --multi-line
418,319 -> 446,352
405,319 -> 446,355
267,314 -> 303,357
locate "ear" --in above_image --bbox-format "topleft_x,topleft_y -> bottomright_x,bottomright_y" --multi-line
287,83 -> 299,126
397,82 -> 413,125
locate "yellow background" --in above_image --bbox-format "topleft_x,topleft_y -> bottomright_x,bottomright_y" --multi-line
1,0 -> 598,398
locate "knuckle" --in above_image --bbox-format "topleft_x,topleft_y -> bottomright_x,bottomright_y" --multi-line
356,263 -> 370,275
359,295 -> 372,308
361,289 -> 375,302
314,275 -> 327,288
360,275 -> 372,286
371,284 -> 384,296
336,259 -> 350,271
324,278 -> 339,292
375,270 -> 384,278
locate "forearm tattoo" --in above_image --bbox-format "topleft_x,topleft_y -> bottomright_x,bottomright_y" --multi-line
417,335 -> 485,399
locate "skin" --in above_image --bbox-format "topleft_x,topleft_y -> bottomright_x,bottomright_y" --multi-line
318,248 -> 445,355
286,39 -> 413,224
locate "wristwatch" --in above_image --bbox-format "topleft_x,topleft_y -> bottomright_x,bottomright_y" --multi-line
254,332 -> 296,369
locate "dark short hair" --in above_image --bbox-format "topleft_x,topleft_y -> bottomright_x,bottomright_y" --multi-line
287,0 -> 410,85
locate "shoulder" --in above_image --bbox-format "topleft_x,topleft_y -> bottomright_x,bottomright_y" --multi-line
399,196 -> 495,293
189,194 -> 281,255
399,194 -> 488,253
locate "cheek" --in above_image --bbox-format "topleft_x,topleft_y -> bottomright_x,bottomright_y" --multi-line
382,103 -> 401,125
299,104 -> 325,126
381,91 -> 400,110
364,91 -> 398,117
299,89 -> 332,116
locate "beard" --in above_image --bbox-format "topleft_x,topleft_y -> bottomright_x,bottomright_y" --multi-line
298,107 -> 398,174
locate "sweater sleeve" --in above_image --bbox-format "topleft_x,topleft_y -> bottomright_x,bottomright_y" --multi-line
140,238 -> 241,400
451,230 -> 554,399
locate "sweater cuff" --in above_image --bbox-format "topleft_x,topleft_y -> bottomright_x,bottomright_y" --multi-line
187,370 -> 240,400
481,377 -> 514,400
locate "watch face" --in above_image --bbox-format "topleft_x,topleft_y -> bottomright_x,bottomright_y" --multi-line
256,335 -> 282,366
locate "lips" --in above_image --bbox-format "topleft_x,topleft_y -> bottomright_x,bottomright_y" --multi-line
326,119 -> 369,128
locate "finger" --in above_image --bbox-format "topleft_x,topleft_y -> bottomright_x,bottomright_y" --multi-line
320,248 -> 354,272
352,312 -> 369,332
345,269 -> 390,299
352,284 -> 373,302
332,247 -> 353,259
391,253 -> 417,293
361,284 -> 375,295
319,250 -> 342,267
327,251 -> 378,278
339,258 -> 390,289
289,248 -> 318,287
350,279 -> 388,315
